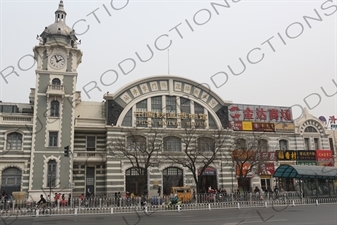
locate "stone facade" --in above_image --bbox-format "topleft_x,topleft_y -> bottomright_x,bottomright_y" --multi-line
0,1 -> 335,201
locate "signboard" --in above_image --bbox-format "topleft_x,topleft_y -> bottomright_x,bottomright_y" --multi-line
316,150 -> 333,161
255,152 -> 276,161
297,150 -> 316,161
198,167 -> 216,176
229,121 -> 243,131
229,121 -> 253,131
228,104 -> 293,122
258,163 -> 275,175
252,122 -> 275,132
331,124 -> 337,129
276,150 -> 297,160
275,123 -> 295,132
242,121 -> 253,131
296,161 -> 317,166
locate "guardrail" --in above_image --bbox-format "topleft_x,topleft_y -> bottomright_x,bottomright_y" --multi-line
0,197 -> 336,217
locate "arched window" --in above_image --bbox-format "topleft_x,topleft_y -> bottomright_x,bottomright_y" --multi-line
6,132 -> 22,150
279,140 -> 288,150
162,167 -> 183,195
198,137 -> 215,152
47,160 -> 57,187
50,100 -> 59,117
304,126 -> 317,133
235,138 -> 246,150
125,167 -> 147,195
127,135 -> 146,151
258,139 -> 269,151
1,167 -> 22,194
164,136 -> 181,151
52,78 -> 61,86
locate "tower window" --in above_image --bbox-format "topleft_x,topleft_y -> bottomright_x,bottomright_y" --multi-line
50,100 -> 59,117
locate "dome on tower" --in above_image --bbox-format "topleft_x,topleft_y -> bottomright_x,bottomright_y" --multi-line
40,0 -> 77,41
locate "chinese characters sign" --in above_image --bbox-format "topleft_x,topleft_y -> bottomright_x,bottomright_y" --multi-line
228,104 -> 293,122
134,111 -> 208,126
296,161 -> 317,166
252,122 -> 275,132
316,150 -> 333,161
297,150 -> 316,161
255,152 -> 276,161
276,150 -> 297,160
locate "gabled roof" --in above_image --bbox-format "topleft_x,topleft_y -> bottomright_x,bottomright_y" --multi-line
273,164 -> 337,179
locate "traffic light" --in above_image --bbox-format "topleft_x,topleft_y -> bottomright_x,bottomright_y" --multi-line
158,186 -> 161,195
64,145 -> 69,157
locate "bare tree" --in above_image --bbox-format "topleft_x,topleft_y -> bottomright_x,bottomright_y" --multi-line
166,127 -> 231,193
231,134 -> 272,192
107,127 -> 163,195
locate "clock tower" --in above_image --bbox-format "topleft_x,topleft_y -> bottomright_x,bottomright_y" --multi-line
29,0 -> 82,199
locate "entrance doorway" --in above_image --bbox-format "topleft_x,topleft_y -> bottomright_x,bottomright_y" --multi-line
86,167 -> 95,197
162,167 -> 183,195
198,167 -> 217,193
1,167 -> 22,195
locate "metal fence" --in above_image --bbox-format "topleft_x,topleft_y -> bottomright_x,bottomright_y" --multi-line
1,194 -> 336,218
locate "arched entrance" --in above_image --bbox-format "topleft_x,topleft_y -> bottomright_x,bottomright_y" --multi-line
1,167 -> 22,195
198,167 -> 217,193
162,167 -> 183,195
125,167 -> 147,196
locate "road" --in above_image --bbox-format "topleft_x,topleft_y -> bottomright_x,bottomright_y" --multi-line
2,204 -> 337,225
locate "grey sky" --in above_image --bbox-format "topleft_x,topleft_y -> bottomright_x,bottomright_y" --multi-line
0,0 -> 336,120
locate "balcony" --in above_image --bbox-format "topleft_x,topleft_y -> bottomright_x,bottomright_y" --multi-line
46,85 -> 65,98
0,114 -> 33,125
73,151 -> 107,163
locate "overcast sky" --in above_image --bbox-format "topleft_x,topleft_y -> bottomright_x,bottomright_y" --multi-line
0,0 -> 336,121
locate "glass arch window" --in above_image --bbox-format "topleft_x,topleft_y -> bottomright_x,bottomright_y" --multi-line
6,132 -> 22,150
198,137 -> 215,152
304,126 -> 317,133
127,135 -> 146,151
52,78 -> 61,85
279,139 -> 288,150
235,138 -> 247,150
258,139 -> 269,151
164,136 -> 181,152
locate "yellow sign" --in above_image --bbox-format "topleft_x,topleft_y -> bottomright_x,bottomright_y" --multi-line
242,121 -> 252,130
275,123 -> 295,132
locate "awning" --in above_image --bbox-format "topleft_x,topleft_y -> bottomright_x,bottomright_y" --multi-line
273,164 -> 337,179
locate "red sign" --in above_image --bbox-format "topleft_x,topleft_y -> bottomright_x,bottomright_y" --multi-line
252,122 -> 275,132
228,104 -> 293,122
258,163 -> 275,175
316,150 -> 333,161
256,152 -> 276,161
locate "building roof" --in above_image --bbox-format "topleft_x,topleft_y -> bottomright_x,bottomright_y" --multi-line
273,164 -> 337,179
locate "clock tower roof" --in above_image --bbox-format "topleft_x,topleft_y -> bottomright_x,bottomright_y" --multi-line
40,0 -> 77,41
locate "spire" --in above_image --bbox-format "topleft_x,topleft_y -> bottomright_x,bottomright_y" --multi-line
55,0 -> 67,23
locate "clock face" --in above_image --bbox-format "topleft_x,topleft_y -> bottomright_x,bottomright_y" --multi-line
50,54 -> 66,69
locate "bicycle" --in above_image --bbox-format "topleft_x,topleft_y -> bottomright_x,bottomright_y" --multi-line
26,203 -> 52,216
